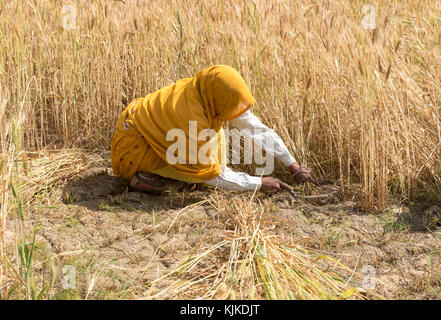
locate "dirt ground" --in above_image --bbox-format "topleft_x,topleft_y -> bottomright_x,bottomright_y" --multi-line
6,161 -> 441,300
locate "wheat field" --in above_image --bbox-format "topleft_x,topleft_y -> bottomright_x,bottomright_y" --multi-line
1,0 -> 440,299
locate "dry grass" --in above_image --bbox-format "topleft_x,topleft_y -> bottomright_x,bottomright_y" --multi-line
1,149 -> 368,300
1,0 -> 440,299
127,195 -> 366,300
13,149 -> 107,205
1,0 -> 440,208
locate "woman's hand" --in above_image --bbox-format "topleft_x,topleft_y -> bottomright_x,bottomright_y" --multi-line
260,177 -> 292,193
288,162 -> 319,186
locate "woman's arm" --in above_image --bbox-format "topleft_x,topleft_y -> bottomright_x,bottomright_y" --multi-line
202,109 -> 297,192
203,165 -> 292,193
230,110 -> 319,185
202,110 -> 316,192
229,110 -> 296,168
203,165 -> 261,191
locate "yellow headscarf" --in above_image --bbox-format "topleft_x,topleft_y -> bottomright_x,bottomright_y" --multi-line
130,65 -> 255,180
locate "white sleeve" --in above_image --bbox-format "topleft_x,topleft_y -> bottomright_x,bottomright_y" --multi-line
203,165 -> 261,192
230,110 -> 296,167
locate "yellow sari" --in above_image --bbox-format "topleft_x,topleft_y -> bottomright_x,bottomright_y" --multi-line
111,65 -> 255,182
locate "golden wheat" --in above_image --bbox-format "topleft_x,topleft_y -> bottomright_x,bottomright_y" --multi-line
1,0 -> 440,299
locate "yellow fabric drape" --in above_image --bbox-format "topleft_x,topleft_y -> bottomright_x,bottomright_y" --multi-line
111,98 -> 165,180
150,127 -> 227,184
111,65 -> 255,181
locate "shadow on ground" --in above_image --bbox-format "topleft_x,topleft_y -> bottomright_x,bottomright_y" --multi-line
40,168 -> 440,299
61,170 -> 209,212
399,202 -> 441,232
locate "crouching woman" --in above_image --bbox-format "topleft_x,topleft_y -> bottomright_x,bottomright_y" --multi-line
111,65 -> 317,194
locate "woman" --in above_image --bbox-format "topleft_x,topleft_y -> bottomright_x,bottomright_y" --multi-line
111,65 -> 317,194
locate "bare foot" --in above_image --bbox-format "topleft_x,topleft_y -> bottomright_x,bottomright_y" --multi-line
130,172 -> 183,194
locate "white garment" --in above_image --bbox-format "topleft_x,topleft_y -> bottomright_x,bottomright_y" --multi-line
203,111 -> 296,191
